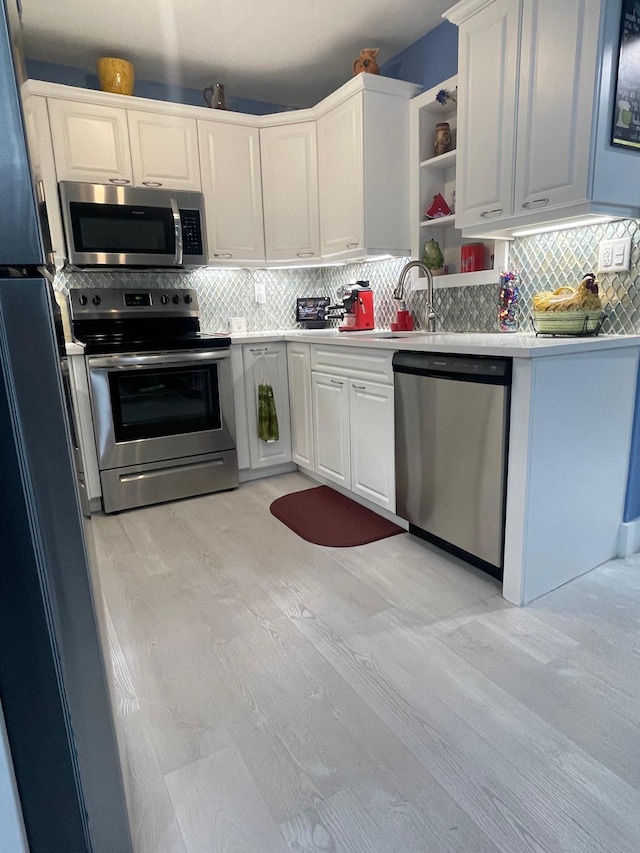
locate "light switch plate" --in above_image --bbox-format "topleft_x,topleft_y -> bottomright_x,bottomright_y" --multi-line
254,280 -> 266,304
598,237 -> 632,273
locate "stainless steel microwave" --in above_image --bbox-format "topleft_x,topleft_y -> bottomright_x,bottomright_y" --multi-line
59,182 -> 207,268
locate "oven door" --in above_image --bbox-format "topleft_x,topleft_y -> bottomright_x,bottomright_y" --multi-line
87,350 -> 236,470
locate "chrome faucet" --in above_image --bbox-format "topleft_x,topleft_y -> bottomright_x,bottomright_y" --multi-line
394,260 -> 438,332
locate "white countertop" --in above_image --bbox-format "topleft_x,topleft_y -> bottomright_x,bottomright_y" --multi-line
223,328 -> 640,358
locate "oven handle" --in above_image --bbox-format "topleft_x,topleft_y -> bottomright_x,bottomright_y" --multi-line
87,349 -> 230,369
170,197 -> 184,266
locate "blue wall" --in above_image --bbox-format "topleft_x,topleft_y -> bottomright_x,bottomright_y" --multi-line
25,59 -> 292,115
27,22 -> 458,114
380,21 -> 458,93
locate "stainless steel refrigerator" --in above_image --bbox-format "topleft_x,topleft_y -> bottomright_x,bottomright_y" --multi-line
0,1 -> 133,850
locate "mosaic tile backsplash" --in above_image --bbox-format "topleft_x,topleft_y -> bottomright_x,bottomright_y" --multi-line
54,218 -> 640,335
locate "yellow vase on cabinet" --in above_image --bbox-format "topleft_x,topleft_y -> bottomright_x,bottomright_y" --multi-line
96,57 -> 134,95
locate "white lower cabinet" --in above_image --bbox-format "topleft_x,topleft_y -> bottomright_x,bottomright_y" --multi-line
242,343 -> 292,469
287,343 -> 315,469
312,372 -> 351,488
349,379 -> 395,511
303,345 -> 396,513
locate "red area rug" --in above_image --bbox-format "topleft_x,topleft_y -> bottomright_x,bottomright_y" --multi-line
270,485 -> 404,547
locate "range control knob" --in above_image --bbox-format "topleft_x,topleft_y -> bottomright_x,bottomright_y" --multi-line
184,294 -> 193,304
160,294 -> 170,305
91,295 -> 101,306
78,294 -> 88,306
172,294 -> 181,304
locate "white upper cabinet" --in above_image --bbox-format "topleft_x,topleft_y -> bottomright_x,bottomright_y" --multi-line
198,120 -> 266,263
261,121 -> 320,262
22,95 -> 66,264
317,94 -> 364,258
453,0 -> 519,228
25,74 -> 419,267
446,0 -> 640,234
317,77 -> 420,261
513,0 -> 600,214
48,98 -> 133,185
128,111 -> 201,190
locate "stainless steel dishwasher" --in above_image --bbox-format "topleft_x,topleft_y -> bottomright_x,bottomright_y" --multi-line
393,352 -> 511,579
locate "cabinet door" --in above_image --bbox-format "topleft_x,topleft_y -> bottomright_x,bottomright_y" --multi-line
455,0 -> 519,228
317,94 -> 363,257
198,120 -> 265,262
48,98 -> 133,185
514,0 -> 600,214
349,380 -> 395,512
287,343 -> 314,469
261,122 -> 320,262
243,344 -> 292,469
22,96 -> 66,264
312,372 -> 350,487
128,111 -> 201,190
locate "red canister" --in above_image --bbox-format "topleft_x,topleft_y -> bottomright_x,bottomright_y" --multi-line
461,243 -> 485,273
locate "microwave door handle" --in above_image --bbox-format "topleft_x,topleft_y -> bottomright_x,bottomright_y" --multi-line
170,197 -> 184,266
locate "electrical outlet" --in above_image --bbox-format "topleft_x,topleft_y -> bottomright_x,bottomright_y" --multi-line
254,280 -> 266,304
598,237 -> 632,273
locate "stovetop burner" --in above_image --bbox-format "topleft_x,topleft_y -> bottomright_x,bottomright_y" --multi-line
68,287 -> 231,355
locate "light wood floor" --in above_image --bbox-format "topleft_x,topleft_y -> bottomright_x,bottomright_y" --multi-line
91,471 -> 640,852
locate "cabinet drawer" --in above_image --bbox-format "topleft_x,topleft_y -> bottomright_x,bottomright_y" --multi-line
310,345 -> 393,383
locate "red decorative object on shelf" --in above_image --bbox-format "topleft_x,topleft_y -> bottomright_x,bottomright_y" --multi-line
425,193 -> 452,219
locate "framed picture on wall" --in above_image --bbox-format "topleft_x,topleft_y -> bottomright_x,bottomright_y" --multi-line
612,0 -> 640,149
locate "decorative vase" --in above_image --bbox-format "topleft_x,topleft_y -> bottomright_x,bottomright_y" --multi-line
423,238 -> 444,276
353,48 -> 380,75
96,57 -> 134,95
498,271 -> 520,332
433,122 -> 452,157
203,83 -> 227,109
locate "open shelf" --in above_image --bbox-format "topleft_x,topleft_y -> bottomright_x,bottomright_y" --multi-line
421,214 -> 456,229
410,73 -> 509,287
420,149 -> 457,171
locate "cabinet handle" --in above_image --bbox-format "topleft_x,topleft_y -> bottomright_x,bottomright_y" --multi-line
214,253 -> 233,258
142,181 -> 163,187
108,178 -> 131,184
330,379 -> 344,385
480,207 -> 503,218
522,197 -> 549,208
249,347 -> 268,353
352,384 -> 366,391
296,252 -> 314,257
346,242 -> 359,248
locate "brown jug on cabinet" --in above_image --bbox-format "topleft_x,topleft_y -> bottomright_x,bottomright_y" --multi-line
434,122 -> 451,156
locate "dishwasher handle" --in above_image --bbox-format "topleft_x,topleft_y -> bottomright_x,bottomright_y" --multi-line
392,351 -> 512,386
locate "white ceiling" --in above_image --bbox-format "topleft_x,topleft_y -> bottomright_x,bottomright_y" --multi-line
19,0 -> 453,108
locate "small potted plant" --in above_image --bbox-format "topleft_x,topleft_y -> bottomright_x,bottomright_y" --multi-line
422,238 -> 445,276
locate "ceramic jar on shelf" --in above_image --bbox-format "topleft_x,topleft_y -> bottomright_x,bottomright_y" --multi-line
434,122 -> 452,156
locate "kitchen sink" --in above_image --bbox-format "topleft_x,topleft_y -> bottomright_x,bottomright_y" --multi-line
374,331 -> 435,339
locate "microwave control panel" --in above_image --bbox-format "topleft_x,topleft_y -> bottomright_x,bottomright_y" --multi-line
180,210 -> 204,257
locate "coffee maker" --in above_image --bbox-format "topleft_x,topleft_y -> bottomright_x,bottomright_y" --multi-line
326,281 -> 375,331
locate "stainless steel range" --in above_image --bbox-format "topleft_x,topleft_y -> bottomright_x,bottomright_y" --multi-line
69,287 -> 238,513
